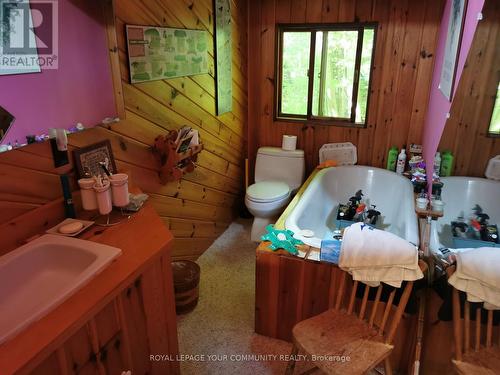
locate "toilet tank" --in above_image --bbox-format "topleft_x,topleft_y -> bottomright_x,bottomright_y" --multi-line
255,147 -> 305,191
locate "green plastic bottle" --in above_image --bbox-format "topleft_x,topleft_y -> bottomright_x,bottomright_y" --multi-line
440,151 -> 454,177
386,146 -> 398,171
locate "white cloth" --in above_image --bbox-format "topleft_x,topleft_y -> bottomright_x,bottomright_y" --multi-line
339,222 -> 423,287
448,247 -> 500,309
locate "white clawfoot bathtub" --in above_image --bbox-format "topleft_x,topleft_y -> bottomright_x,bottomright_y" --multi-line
429,177 -> 500,252
285,166 -> 419,251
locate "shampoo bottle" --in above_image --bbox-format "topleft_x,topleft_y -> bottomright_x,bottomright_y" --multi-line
386,146 -> 398,171
396,148 -> 406,174
440,151 -> 454,177
434,152 -> 441,177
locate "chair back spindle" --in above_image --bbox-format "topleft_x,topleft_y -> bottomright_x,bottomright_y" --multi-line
347,281 -> 358,315
450,273 -> 500,362
333,270 -> 415,345
368,286 -> 383,328
334,271 -> 346,311
475,307 -> 481,351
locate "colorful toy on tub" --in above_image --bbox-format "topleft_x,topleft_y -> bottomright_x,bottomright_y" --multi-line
451,205 -> 499,246
337,190 -> 363,222
365,205 -> 381,225
261,224 -> 304,255
336,190 -> 381,228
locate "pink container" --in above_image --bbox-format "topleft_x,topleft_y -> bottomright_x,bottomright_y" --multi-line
110,173 -> 129,207
78,178 -> 98,211
94,181 -> 112,215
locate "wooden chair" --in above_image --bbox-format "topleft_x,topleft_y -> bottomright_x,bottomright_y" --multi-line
285,262 -> 427,375
448,267 -> 500,374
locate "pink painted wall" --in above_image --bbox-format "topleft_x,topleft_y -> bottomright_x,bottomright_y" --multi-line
422,0 -> 485,185
0,0 -> 115,145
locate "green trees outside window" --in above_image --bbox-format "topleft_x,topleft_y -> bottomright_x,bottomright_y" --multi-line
276,23 -> 376,127
488,82 -> 500,136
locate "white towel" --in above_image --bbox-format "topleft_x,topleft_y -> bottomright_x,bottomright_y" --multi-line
449,247 -> 500,309
339,222 -> 423,287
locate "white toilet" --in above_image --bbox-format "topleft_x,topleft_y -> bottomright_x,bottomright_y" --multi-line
245,147 -> 305,242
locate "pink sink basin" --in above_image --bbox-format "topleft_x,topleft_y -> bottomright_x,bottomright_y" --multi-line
0,234 -> 121,344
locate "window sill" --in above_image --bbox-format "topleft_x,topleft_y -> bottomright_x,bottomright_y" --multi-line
275,116 -> 368,129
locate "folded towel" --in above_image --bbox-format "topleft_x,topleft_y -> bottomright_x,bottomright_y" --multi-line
339,223 -> 423,287
449,247 -> 500,309
340,223 -> 418,269
351,261 -> 423,288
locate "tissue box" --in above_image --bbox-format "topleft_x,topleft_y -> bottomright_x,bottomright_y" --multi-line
320,239 -> 342,264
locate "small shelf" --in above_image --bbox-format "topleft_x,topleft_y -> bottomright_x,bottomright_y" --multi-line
152,131 -> 203,184
414,193 -> 444,219
178,143 -> 203,163
415,206 -> 444,219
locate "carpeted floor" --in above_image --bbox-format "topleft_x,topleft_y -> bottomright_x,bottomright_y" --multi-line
177,218 -> 315,375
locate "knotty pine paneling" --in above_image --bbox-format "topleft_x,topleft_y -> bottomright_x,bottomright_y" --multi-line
438,0 -> 499,177
0,0 -> 248,261
247,0 -> 445,174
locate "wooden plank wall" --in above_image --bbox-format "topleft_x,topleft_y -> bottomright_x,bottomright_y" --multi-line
0,0 -> 248,261
438,0 -> 499,177
247,0 -> 445,174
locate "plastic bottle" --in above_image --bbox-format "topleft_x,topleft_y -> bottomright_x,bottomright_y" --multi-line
440,151 -> 454,177
396,148 -> 406,174
386,146 -> 398,171
434,152 -> 441,177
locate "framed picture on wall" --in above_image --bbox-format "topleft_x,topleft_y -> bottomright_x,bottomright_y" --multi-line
125,25 -> 209,84
439,0 -> 468,101
213,0 -> 233,115
73,140 -> 117,179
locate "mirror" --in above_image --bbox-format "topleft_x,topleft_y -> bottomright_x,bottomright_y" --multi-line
0,106 -> 15,145
0,0 -> 117,152
488,81 -> 499,136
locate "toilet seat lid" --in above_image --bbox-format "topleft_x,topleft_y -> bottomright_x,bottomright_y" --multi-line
247,181 -> 290,202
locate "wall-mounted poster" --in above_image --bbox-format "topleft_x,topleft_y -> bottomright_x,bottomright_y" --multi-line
213,0 -> 233,115
439,0 -> 468,101
0,1 -> 41,75
126,25 -> 208,84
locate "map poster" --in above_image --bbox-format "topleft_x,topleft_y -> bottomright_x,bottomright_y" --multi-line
126,25 -> 209,84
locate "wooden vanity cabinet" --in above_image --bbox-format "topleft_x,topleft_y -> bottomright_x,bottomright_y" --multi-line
28,254 -> 179,375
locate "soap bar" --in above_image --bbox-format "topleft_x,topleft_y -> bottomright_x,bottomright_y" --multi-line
59,221 -> 84,234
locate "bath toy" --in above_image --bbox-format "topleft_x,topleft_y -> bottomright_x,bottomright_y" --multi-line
261,225 -> 303,255
349,190 -> 364,206
365,205 -> 381,225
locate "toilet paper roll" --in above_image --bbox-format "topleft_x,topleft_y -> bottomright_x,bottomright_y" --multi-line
282,135 -> 297,151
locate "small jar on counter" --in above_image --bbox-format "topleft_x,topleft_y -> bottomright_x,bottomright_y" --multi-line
94,180 -> 113,215
110,173 -> 130,207
78,178 -> 98,211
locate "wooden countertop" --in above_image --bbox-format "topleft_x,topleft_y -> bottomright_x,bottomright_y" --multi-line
0,202 -> 173,374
